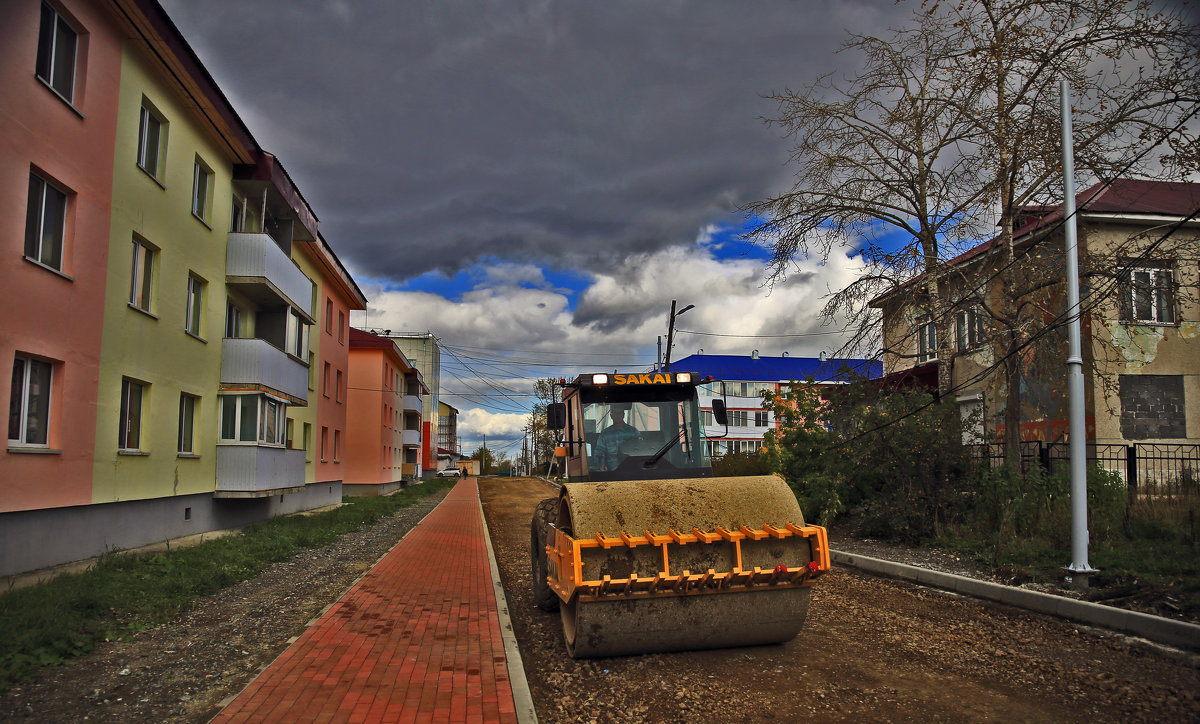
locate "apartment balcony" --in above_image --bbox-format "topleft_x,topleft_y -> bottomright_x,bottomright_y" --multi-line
221,337 -> 309,403
402,463 -> 417,477
214,445 -> 306,497
226,232 -> 314,315
402,429 -> 422,447
403,394 -> 422,412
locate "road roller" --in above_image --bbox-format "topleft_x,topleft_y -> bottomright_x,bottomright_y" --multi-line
530,371 -> 830,658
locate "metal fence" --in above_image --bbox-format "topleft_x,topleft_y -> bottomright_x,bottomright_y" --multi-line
967,441 -> 1199,497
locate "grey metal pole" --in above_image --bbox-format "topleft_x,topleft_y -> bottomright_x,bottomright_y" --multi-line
1060,80 -> 1095,577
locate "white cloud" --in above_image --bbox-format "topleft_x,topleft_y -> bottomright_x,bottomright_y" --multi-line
356,229 -> 869,448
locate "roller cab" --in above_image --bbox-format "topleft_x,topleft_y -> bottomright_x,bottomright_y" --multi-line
533,373 -> 830,658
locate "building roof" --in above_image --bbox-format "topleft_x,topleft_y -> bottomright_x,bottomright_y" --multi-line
869,178 -> 1200,308
670,354 -> 881,382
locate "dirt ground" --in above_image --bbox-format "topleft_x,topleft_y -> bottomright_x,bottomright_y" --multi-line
2,478 -> 1196,723
480,476 -> 1200,724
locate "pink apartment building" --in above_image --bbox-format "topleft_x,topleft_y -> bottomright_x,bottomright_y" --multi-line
1,0 -> 124,513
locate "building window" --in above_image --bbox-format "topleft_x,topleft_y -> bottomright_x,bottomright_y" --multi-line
337,311 -> 345,343
336,369 -> 343,402
323,362 -> 331,397
728,410 -> 749,427
129,238 -> 155,312
25,172 -> 68,271
137,101 -> 166,179
178,393 -> 197,454
308,352 -> 316,391
218,394 -> 285,445
286,307 -> 307,358
9,355 -> 53,446
191,158 -> 213,223
119,378 -> 145,450
303,422 -> 312,459
230,195 -> 245,232
185,274 -> 205,337
325,299 -> 333,334
334,429 -> 342,461
36,2 -> 77,102
955,306 -> 986,352
1120,266 -> 1175,325
702,409 -> 714,426
225,299 -> 243,338
754,410 -> 769,427
917,319 -> 937,363
321,426 -> 329,461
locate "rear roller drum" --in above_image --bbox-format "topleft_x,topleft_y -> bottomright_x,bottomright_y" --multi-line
530,497 -> 559,612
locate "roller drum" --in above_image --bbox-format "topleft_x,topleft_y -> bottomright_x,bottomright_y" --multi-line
557,475 -> 816,658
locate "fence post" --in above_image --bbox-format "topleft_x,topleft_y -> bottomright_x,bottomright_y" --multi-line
1038,441 -> 1050,473
1126,444 -> 1137,491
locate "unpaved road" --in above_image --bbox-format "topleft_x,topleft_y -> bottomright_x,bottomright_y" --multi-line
480,476 -> 1200,723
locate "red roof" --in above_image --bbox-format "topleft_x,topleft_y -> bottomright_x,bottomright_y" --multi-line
869,178 -> 1200,307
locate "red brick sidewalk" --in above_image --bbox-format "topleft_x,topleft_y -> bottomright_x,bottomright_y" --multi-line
213,479 -> 520,723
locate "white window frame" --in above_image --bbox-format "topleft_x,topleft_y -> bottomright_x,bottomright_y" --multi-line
218,393 -> 287,446
129,237 -> 155,312
119,378 -> 145,451
25,172 -> 67,271
917,319 -> 937,363
1123,266 -> 1176,325
225,299 -> 243,338
955,306 -> 985,353
10,355 -> 53,447
191,157 -> 213,223
137,101 -> 166,179
178,393 -> 198,454
754,410 -> 770,427
36,2 -> 78,102
185,274 -> 204,337
285,307 -> 308,358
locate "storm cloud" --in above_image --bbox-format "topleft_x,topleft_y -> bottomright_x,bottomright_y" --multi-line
161,0 -> 903,282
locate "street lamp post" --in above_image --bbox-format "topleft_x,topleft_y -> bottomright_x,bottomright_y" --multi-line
663,300 -> 694,373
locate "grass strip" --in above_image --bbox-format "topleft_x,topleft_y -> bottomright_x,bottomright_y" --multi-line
0,480 -> 455,690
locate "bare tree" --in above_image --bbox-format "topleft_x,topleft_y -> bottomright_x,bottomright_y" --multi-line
527,377 -> 559,471
747,0 -> 1199,463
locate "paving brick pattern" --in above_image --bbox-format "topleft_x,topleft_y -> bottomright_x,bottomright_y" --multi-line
213,479 -> 519,723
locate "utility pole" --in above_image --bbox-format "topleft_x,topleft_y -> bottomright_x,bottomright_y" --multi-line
663,300 -> 694,373
1061,79 -> 1096,586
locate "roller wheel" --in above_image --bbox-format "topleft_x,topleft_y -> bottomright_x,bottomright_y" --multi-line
530,497 -> 559,612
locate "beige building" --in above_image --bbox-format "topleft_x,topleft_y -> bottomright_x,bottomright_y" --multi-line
871,179 -> 1199,473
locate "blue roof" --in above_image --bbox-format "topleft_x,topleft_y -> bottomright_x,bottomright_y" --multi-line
669,354 -> 880,383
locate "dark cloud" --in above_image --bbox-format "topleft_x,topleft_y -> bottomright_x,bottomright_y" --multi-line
161,0 -> 904,282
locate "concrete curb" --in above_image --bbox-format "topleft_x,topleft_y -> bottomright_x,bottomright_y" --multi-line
832,550 -> 1200,652
477,490 -> 538,724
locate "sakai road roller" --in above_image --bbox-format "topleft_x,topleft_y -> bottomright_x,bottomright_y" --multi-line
529,371 -> 830,658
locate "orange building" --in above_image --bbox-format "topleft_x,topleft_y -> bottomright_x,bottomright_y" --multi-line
1,0 -> 125,513
345,328 -> 426,495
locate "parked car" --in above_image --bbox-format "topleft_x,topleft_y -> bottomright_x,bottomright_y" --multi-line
436,468 -> 462,477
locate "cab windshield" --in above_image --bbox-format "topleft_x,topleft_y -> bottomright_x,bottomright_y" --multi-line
577,385 -> 711,476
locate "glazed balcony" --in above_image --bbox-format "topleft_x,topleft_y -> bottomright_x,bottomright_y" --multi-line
403,394 -> 422,412
214,445 -> 306,497
221,338 -> 309,403
402,429 -> 421,447
226,232 -> 314,314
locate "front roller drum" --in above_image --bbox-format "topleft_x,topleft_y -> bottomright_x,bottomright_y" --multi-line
554,475 -> 825,658
562,586 -> 811,658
